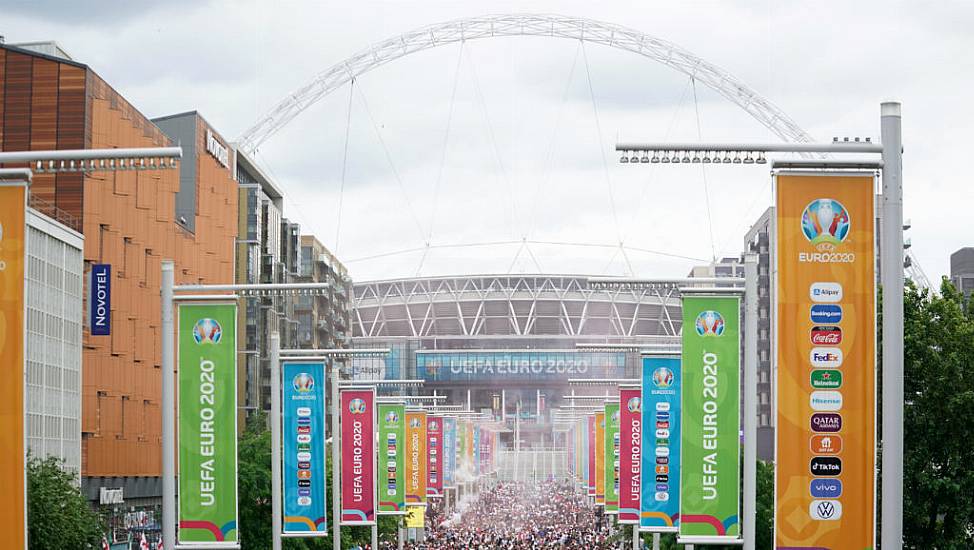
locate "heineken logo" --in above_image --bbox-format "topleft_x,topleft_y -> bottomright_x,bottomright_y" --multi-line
811,370 -> 842,389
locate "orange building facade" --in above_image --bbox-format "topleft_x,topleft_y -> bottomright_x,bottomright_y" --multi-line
0,44 -> 237,503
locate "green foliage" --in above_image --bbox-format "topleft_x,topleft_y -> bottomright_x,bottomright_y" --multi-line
902,280 -> 974,548
27,454 -> 105,550
238,412 -> 400,550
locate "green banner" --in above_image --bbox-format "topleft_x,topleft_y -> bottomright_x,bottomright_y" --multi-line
378,403 -> 407,514
178,303 -> 238,544
604,401 -> 620,514
679,295 -> 741,542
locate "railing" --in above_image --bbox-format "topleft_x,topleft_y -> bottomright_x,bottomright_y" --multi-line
28,194 -> 82,232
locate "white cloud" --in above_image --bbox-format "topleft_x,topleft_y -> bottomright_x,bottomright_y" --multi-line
4,0 -> 969,282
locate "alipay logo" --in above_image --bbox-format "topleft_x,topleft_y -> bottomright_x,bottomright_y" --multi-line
809,282 -> 843,303
192,318 -> 222,344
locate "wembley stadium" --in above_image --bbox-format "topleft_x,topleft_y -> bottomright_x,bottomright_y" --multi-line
349,274 -> 689,443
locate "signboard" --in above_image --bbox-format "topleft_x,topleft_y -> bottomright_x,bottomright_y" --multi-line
775,173 -> 876,548
595,410 -> 606,506
0,184 -> 26,550
619,386 -> 641,524
404,411 -> 428,507
415,351 -> 626,381
378,403 -> 407,514
89,264 -> 112,335
605,402 -> 621,514
341,388 -> 376,525
442,417 -> 457,488
587,415 -> 596,496
282,362 -> 327,534
679,295 -> 741,544
404,506 -> 425,529
641,355 -> 681,532
177,303 -> 239,545
427,416 -> 443,498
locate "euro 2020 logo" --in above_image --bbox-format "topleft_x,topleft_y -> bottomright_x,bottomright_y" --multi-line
385,410 -> 399,423
695,310 -> 725,337
409,417 -> 422,429
652,367 -> 674,389
292,373 -> 314,393
348,398 -> 367,414
192,318 -> 222,344
801,198 -> 850,250
626,396 -> 641,413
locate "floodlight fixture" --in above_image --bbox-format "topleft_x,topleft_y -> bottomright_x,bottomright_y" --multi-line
0,147 -> 182,175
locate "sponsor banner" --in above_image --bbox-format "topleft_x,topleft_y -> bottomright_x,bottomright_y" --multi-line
605,402 -> 621,514
0,185 -> 26,550
283,362 -> 327,533
177,303 -> 239,544
640,356 -> 681,532
595,411 -> 605,505
378,404 -> 406,514
473,426 -> 481,477
587,415 -> 596,496
679,296 -> 741,542
341,388 -> 376,525
442,416 -> 457,488
775,173 -> 875,548
89,264 -> 112,335
619,387 -> 641,524
414,351 -> 626,381
426,416 -> 443,498
404,411 -> 428,506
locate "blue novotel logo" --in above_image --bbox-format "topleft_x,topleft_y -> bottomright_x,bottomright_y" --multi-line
810,304 -> 842,324
809,478 -> 843,498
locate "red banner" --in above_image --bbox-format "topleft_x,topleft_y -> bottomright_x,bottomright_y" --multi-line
426,416 -> 443,498
587,415 -> 596,496
619,386 -> 642,523
341,388 -> 376,525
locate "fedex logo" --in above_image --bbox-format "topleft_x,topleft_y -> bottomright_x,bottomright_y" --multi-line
810,347 -> 843,368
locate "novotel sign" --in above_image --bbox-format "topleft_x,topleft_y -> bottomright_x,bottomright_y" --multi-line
206,128 -> 229,168
90,264 -> 111,336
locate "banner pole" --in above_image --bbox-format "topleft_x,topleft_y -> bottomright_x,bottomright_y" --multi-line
270,333 -> 282,550
743,254 -> 758,550
880,101 -> 904,550
161,261 -> 176,550
371,524 -> 378,550
332,358 -> 341,550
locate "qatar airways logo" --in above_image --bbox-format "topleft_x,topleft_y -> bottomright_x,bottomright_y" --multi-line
810,326 -> 842,346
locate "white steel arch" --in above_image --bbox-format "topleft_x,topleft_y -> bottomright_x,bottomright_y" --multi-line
237,13 -> 813,152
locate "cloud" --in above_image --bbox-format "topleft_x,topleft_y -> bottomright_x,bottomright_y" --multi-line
4,0 -> 969,281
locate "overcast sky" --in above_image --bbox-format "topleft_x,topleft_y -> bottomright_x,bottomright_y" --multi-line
5,1 -> 972,282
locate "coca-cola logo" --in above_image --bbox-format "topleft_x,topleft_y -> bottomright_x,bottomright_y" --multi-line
810,325 -> 842,345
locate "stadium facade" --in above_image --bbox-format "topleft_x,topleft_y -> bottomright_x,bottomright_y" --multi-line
350,274 -> 683,444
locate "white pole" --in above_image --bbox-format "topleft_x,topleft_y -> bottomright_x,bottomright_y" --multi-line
743,254 -> 758,550
881,101 -> 904,550
332,360 -> 341,550
270,333 -> 282,550
371,524 -> 378,550
161,261 -> 176,550
631,524 -> 639,550
652,532 -> 659,550
501,389 -> 506,422
466,388 -> 471,411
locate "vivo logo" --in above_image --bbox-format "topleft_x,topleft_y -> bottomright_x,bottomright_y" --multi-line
810,347 -> 843,368
810,282 -> 843,303
810,391 -> 843,412
810,304 -> 843,324
809,478 -> 843,498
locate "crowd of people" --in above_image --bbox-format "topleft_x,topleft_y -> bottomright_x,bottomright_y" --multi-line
385,479 -> 614,549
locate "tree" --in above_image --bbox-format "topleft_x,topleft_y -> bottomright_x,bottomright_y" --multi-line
902,280 -> 974,548
27,454 -> 105,550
